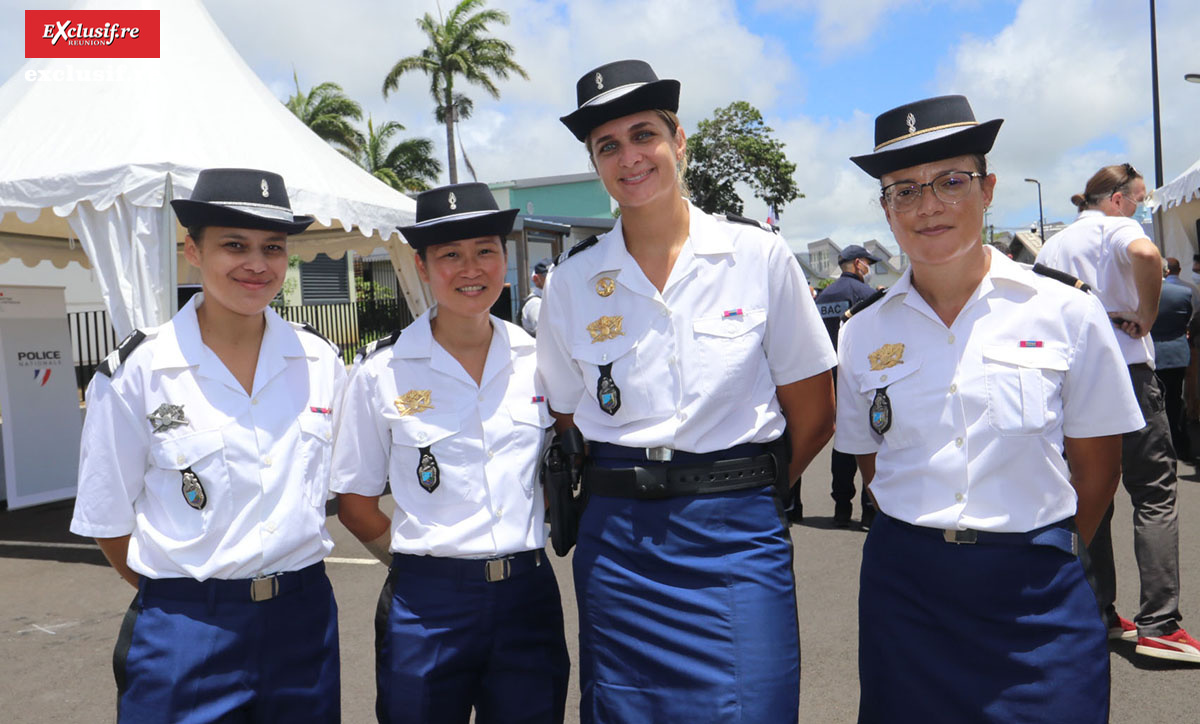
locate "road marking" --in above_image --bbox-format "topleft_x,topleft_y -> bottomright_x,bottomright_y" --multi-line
17,621 -> 80,635
0,540 -> 378,565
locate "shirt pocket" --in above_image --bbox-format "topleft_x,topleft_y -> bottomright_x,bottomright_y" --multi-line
148,429 -> 229,540
691,308 -> 769,401
571,334 -> 655,423
297,413 -> 334,507
506,400 -> 552,494
856,361 -> 923,449
389,414 -> 480,508
982,345 -> 1069,435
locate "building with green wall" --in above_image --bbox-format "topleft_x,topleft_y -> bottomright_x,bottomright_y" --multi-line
489,172 -> 611,219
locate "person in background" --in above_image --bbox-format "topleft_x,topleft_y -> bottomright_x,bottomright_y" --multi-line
1038,162 -> 1200,663
521,257 -> 551,336
333,183 -> 569,724
70,168 -> 344,723
840,95 -> 1142,722
813,244 -> 882,528
1152,258 -> 1195,461
541,59 -> 836,723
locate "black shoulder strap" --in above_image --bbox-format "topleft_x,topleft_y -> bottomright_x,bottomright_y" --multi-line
96,329 -> 147,378
354,329 -> 401,363
1032,263 -> 1091,293
299,322 -> 340,354
556,235 -> 599,265
724,214 -> 777,233
843,288 -> 887,320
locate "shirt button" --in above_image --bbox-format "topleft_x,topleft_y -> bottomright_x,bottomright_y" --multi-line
880,374 -> 888,383
669,355 -> 677,365
262,455 -> 273,466
661,308 -> 670,318
417,432 -> 427,442
176,454 -> 185,464
487,449 -> 495,459
252,398 -> 259,405
678,412 -> 688,421
948,334 -> 956,344
955,492 -> 964,503
955,437 -> 963,448
602,353 -> 608,362
325,431 -> 332,441
949,383 -> 958,394
495,507 -> 504,518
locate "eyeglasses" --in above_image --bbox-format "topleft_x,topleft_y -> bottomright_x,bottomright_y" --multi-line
881,171 -> 984,212
1111,163 -> 1142,202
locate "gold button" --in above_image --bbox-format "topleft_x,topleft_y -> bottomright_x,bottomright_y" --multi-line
955,437 -> 963,448
949,383 -> 957,394
955,492 -> 964,502
948,334 -> 956,344
881,374 -> 888,383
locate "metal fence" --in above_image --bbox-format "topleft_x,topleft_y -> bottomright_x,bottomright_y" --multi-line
66,299 -> 415,398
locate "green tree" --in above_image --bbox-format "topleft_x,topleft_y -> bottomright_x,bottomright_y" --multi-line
684,101 -> 803,217
284,71 -> 365,158
381,0 -> 528,183
358,116 -> 442,192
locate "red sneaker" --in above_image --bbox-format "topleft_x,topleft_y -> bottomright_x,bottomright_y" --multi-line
1136,628 -> 1200,663
1108,615 -> 1137,642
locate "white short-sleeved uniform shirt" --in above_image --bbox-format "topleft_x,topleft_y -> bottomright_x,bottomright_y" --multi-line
331,312 -> 550,559
70,296 -> 344,580
537,202 -> 837,451
834,248 -> 1143,533
1036,209 -> 1154,366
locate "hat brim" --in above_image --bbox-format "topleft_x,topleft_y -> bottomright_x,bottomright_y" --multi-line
841,253 -> 882,264
171,200 -> 315,235
850,119 -> 1003,179
398,208 -> 519,250
560,79 -> 681,142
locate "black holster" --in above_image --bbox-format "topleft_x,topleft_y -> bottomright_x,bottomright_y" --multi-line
541,427 -> 587,557
767,434 -> 792,499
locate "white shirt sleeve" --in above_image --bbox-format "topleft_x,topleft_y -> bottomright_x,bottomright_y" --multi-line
763,234 -> 837,385
1062,294 -> 1146,438
536,271 -> 585,415
70,373 -> 150,538
331,361 -> 391,496
833,321 -> 881,455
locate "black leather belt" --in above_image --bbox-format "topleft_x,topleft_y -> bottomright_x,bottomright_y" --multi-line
585,451 -> 778,500
389,549 -> 543,583
140,561 -> 326,603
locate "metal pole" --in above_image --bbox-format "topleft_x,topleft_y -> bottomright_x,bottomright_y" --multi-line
1150,0 -> 1165,250
1024,178 -> 1044,240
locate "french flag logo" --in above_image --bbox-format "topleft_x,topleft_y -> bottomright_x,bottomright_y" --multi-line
34,369 -> 51,386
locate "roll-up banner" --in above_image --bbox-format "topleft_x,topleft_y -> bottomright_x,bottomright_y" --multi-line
0,285 -> 81,509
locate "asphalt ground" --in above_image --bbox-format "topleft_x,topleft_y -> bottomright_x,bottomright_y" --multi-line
3,441 -> 1200,723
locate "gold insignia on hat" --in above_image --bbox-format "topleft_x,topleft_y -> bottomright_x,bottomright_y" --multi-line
868,343 -> 905,371
260,178 -> 269,198
394,390 -> 434,417
447,192 -> 457,210
595,277 -> 616,297
595,72 -> 604,90
587,316 -> 624,343
906,113 -> 917,135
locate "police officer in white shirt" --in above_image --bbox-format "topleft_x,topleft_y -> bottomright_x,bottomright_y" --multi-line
1038,163 -> 1200,663
70,168 -> 344,723
332,183 -> 568,724
839,96 -> 1144,723
542,60 -> 837,723
520,257 -> 550,336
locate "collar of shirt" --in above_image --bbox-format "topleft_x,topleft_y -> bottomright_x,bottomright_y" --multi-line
881,246 -> 1034,326
390,308 -> 531,389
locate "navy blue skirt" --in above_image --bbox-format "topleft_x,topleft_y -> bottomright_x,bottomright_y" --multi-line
858,513 -> 1109,724
572,484 -> 799,724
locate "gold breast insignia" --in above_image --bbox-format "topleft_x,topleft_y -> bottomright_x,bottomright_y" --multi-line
394,389 -> 434,417
595,277 -> 616,297
587,316 -> 624,344
868,343 -> 905,371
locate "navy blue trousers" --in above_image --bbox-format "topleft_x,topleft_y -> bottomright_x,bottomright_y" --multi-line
859,514 -> 1109,724
573,485 -> 800,724
114,563 -> 340,723
374,554 -> 569,724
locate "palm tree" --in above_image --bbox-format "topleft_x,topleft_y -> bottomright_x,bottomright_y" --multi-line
358,116 -> 442,193
382,0 -> 528,183
285,71 -> 365,158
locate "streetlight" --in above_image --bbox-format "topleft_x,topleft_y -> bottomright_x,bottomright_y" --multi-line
1025,178 -> 1044,241
1187,73 -> 1200,84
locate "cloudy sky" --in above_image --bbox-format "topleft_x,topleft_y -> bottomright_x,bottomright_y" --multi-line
3,0 -> 1199,253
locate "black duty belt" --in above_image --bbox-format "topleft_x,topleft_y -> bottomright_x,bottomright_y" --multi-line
140,561 -> 327,603
389,549 -> 543,583
585,442 -> 778,500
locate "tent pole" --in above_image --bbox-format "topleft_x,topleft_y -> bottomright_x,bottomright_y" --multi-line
163,176 -> 179,318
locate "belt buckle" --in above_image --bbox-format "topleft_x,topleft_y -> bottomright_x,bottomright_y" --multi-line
250,574 -> 279,602
645,446 -> 673,462
485,557 -> 511,583
944,529 -> 977,545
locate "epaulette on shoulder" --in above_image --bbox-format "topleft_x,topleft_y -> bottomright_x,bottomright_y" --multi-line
843,288 -> 887,320
555,235 -> 599,266
293,322 -> 340,355
96,329 -> 147,378
354,329 -> 401,363
723,213 -> 778,233
1032,263 -> 1091,293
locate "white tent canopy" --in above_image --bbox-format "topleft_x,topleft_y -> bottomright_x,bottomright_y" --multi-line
1156,157 -> 1200,280
0,0 -> 432,338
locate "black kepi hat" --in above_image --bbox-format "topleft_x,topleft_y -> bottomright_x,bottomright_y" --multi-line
838,244 -> 882,264
560,59 -> 680,142
398,183 -> 519,250
171,168 -> 314,234
850,95 -> 1003,179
